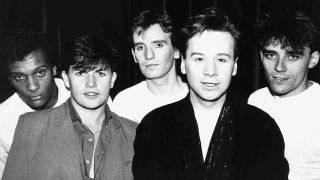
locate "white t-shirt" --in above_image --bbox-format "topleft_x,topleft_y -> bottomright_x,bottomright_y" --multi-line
248,82 -> 320,180
112,80 -> 189,123
0,78 -> 70,178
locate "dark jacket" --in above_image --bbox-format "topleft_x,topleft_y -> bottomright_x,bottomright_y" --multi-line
133,95 -> 289,180
2,99 -> 137,180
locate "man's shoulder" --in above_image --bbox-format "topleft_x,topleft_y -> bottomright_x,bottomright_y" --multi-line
113,81 -> 147,101
111,112 -> 138,141
248,87 -> 271,104
19,102 -> 69,127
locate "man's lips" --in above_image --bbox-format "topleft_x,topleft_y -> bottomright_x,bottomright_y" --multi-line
84,92 -> 99,96
273,76 -> 289,82
202,82 -> 219,88
29,94 -> 43,101
145,64 -> 159,68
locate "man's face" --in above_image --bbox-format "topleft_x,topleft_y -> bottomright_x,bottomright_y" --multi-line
260,42 -> 319,97
62,66 -> 116,110
132,24 -> 180,80
181,30 -> 237,103
8,49 -> 57,110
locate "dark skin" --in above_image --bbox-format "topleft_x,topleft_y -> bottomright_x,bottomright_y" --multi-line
8,49 -> 59,110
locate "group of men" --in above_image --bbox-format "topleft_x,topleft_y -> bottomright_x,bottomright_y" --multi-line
0,6 -> 319,180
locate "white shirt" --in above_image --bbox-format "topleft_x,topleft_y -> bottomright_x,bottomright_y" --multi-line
248,82 -> 320,180
112,80 -> 189,123
0,78 -> 70,178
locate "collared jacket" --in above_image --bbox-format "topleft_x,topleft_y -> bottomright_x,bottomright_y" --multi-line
133,95 -> 289,180
2,99 -> 137,180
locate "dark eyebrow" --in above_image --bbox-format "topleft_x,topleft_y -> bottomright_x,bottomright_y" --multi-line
133,42 -> 144,47
261,49 -> 276,54
217,53 -> 231,58
152,40 -> 167,44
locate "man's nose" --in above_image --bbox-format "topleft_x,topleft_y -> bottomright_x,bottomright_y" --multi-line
85,73 -> 97,88
204,61 -> 218,77
275,58 -> 287,72
26,77 -> 40,92
144,47 -> 155,60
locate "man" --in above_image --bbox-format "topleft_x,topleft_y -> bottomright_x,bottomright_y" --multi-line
112,10 -> 188,123
248,10 -> 320,180
0,28 -> 70,178
2,35 -> 137,180
133,7 -> 288,180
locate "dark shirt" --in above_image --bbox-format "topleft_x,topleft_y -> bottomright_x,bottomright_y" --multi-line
69,101 -> 112,179
133,95 -> 289,180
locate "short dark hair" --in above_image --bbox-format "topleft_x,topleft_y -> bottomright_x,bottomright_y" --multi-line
61,35 -> 121,73
178,7 -> 241,58
2,28 -> 52,68
131,10 -> 177,48
255,10 -> 320,53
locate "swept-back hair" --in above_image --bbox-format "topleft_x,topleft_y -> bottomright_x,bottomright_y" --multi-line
131,10 -> 177,48
178,7 -> 241,58
61,35 -> 121,73
254,10 -> 319,53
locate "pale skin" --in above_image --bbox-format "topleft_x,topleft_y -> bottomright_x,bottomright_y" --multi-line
260,42 -> 319,98
132,24 -> 187,96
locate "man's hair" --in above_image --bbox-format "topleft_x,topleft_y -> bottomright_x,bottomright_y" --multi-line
255,10 -> 320,53
178,7 -> 241,58
61,35 -> 121,73
131,10 -> 177,48
2,28 -> 52,67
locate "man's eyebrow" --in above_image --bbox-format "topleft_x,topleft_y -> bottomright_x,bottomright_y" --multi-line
261,49 -> 276,53
152,40 -> 167,44
133,42 -> 144,47
217,53 -> 231,58
190,52 -> 205,56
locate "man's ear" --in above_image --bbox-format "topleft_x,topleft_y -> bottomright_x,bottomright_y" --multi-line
232,57 -> 238,76
52,66 -> 57,76
110,72 -> 117,89
131,48 -> 138,63
180,56 -> 186,75
61,71 -> 70,89
174,49 -> 181,59
309,51 -> 319,69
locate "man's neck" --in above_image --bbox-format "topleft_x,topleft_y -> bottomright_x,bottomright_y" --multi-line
146,72 -> 186,96
190,93 -> 226,113
71,100 -> 106,133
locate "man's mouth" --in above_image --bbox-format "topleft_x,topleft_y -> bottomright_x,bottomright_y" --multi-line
30,95 -> 43,101
202,82 -> 219,88
84,92 -> 99,97
273,76 -> 289,82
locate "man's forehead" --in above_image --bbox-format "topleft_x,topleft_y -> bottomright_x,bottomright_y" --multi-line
8,50 -> 50,74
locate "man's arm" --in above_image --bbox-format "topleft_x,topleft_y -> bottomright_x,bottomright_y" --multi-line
2,115 -> 30,180
132,115 -> 170,180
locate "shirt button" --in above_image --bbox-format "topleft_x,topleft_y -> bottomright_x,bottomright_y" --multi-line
88,138 -> 93,142
85,160 -> 90,164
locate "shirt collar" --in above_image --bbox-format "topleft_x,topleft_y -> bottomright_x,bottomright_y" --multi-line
67,98 -> 120,128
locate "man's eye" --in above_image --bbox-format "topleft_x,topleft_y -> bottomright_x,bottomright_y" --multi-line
217,58 -> 227,63
135,45 -> 143,51
75,71 -> 84,76
288,55 -> 299,61
35,70 -> 46,77
264,53 -> 276,59
155,43 -> 164,48
194,57 -> 204,62
97,72 -> 106,77
12,74 -> 25,81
